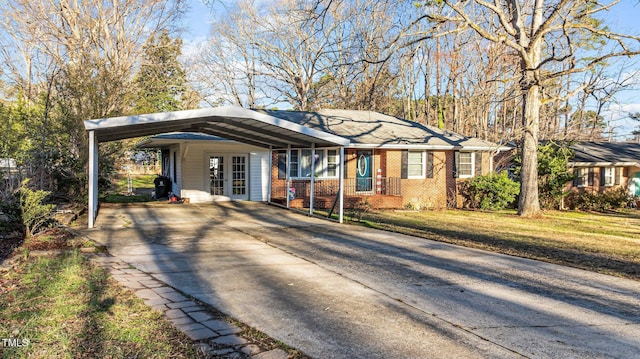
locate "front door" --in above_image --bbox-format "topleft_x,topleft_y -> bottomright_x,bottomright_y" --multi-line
635,172 -> 640,197
356,150 -> 373,192
209,154 -> 249,200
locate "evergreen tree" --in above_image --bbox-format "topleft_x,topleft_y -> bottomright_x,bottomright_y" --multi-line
133,31 -> 187,113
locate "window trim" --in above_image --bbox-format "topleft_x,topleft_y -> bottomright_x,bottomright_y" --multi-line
288,148 -> 339,179
575,168 -> 588,187
603,167 -> 615,187
407,150 -> 426,179
457,152 -> 475,178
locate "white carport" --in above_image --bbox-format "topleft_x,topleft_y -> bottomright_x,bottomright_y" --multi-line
84,105 -> 350,228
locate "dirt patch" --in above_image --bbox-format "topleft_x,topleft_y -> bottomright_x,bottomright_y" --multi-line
1,228 -> 84,261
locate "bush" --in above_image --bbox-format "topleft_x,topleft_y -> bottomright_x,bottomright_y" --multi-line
565,188 -> 631,212
461,172 -> 520,210
513,141 -> 575,209
18,179 -> 57,237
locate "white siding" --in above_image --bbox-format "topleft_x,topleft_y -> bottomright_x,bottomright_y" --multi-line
249,151 -> 270,201
176,141 -> 269,203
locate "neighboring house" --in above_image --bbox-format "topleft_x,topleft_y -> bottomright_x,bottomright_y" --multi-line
568,141 -> 640,197
138,109 -> 508,210
0,158 -> 19,187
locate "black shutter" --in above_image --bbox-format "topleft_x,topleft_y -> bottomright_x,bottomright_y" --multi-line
426,152 -> 434,178
615,167 -> 621,185
401,150 -> 408,179
277,151 -> 286,179
599,167 -> 605,187
573,169 -> 579,187
475,152 -> 482,176
588,168 -> 595,186
453,151 -> 460,178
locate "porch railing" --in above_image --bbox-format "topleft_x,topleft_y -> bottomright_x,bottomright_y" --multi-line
272,177 -> 401,199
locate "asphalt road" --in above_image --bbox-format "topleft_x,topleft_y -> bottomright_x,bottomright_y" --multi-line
83,202 -> 640,358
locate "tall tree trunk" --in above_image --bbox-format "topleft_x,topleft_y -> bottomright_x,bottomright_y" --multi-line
518,69 -> 541,216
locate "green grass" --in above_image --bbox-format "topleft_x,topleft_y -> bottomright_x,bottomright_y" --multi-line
101,174 -> 157,203
101,193 -> 154,203
114,174 -> 156,193
352,209 -> 640,280
0,250 -> 203,358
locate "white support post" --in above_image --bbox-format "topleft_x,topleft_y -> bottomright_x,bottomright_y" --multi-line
267,146 -> 272,203
88,131 -> 99,228
339,146 -> 345,223
286,145 -> 291,209
309,143 -> 315,215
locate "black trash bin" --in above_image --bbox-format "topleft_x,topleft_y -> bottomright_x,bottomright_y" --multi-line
154,175 -> 172,199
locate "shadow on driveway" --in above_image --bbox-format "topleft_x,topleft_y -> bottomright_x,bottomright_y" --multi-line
79,202 -> 640,359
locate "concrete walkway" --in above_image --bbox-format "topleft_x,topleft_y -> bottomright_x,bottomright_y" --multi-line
80,202 -> 640,358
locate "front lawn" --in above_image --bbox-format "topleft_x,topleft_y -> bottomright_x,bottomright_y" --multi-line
0,250 -> 203,358
356,209 -> 640,280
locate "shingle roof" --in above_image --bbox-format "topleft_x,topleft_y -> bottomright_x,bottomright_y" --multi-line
570,141 -> 640,165
258,109 -> 504,150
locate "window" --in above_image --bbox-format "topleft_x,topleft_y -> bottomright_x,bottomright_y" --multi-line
314,150 -> 324,177
408,151 -> 425,178
574,168 -> 588,187
289,150 -> 299,178
286,149 -> 340,179
300,149 -> 312,178
603,167 -> 615,186
327,150 -> 338,177
401,150 -> 433,179
458,152 -> 474,178
573,168 -> 593,187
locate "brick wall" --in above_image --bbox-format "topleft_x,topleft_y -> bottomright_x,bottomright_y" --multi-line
270,149 -> 493,210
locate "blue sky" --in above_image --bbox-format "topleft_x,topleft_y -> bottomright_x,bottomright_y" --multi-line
182,0 -> 640,138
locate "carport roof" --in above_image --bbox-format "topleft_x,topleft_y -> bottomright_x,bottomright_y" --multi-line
83,105 -> 350,148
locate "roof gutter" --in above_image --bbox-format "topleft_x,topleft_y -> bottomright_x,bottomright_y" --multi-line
569,161 -> 640,167
346,143 -> 512,151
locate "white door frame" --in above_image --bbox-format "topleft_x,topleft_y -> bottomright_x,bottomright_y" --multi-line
206,152 -> 249,201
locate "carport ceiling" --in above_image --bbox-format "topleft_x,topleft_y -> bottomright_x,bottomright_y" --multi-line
84,105 -> 350,148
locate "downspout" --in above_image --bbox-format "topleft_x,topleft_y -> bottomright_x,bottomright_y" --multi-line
267,145 -> 272,203
339,146 -> 345,224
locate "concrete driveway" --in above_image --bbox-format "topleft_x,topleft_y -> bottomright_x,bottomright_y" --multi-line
81,202 -> 640,358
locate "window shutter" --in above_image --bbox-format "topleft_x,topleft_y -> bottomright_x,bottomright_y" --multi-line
401,150 -> 408,179
588,168 -> 594,186
599,167 -> 605,187
426,152 -> 434,178
615,167 -> 621,185
277,151 -> 286,179
453,151 -> 460,178
573,169 -> 579,187
475,152 -> 482,176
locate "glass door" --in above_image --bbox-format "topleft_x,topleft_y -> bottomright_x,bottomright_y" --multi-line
209,156 -> 225,196
231,155 -> 248,200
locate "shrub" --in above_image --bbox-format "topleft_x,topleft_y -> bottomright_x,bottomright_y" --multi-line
565,188 -> 631,212
513,141 -> 575,209
18,179 -> 57,237
461,172 -> 520,210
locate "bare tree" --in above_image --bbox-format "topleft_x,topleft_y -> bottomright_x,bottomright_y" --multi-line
418,0 -> 640,217
0,0 -> 185,193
